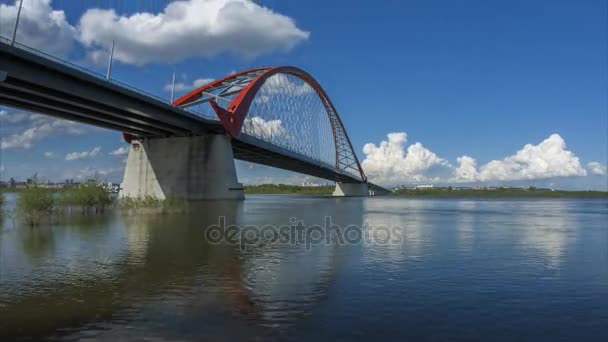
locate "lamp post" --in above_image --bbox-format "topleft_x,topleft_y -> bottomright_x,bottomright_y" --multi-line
106,40 -> 115,80
10,0 -> 24,46
170,72 -> 176,103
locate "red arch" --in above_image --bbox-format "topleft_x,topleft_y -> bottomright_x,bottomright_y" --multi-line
172,66 -> 366,182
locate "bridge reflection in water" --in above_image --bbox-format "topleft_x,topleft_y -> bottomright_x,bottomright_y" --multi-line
0,195 -> 365,340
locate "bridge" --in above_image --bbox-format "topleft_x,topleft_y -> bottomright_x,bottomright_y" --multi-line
0,41 -> 389,200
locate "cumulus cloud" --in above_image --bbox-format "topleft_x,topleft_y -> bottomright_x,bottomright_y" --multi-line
78,0 -> 310,65
110,146 -> 129,156
43,152 -> 55,158
361,132 -> 590,186
0,109 -> 31,124
361,132 -> 449,184
262,73 -> 314,96
587,161 -> 607,176
243,116 -> 288,138
65,147 -> 102,161
1,113 -> 87,149
0,0 -> 76,56
451,134 -> 587,182
163,77 -> 215,93
452,155 -> 479,182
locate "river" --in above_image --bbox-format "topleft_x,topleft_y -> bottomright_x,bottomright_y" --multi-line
1,194 -> 607,341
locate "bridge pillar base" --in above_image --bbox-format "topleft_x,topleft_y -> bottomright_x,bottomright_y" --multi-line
120,134 -> 244,200
333,183 -> 370,197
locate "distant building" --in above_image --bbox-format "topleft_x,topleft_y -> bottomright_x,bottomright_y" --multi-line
415,184 -> 434,189
302,182 -> 322,187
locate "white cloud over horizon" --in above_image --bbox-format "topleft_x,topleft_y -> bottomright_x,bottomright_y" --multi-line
65,147 -> 102,161
362,132 -> 596,186
361,132 -> 449,184
587,161 -> 607,176
451,134 -> 587,182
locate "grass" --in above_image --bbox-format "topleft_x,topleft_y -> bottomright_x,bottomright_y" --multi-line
245,184 -> 334,195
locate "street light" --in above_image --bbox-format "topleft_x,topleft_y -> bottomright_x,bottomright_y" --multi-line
11,0 -> 24,46
106,40 -> 115,80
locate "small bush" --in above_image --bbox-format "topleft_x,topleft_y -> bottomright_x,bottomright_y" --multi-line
16,187 -> 55,226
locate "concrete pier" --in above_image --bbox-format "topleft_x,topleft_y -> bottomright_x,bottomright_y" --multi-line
333,182 -> 370,197
120,134 -> 244,200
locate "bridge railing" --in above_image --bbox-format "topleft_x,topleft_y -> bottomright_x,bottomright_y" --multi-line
0,36 -> 216,120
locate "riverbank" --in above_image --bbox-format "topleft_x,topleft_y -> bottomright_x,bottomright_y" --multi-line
244,184 -> 608,197
4,185 -> 606,198
245,184 -> 334,195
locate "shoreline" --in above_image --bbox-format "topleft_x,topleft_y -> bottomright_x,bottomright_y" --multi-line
245,185 -> 608,198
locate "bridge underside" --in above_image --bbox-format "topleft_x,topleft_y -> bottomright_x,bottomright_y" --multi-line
232,135 -> 362,184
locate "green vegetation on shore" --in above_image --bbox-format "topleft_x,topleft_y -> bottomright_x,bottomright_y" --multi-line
245,184 -> 334,195
58,184 -> 112,212
244,184 -> 607,198
16,187 -> 55,225
394,187 -> 608,198
12,184 -> 112,225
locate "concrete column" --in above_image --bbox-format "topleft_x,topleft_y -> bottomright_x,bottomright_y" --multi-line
120,134 -> 244,200
333,182 -> 370,197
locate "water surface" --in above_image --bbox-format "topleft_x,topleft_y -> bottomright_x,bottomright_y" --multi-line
1,195 -> 607,341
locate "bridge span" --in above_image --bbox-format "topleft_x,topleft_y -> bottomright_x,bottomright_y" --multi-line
0,42 -> 389,199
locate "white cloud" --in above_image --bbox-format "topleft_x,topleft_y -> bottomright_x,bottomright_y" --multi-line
452,155 -> 479,182
587,161 -> 607,176
361,132 -> 589,186
1,114 -> 87,149
78,0 -> 310,65
110,146 -> 129,156
44,152 -> 55,158
65,147 -> 101,161
452,134 -> 587,182
262,73 -> 313,96
0,109 -> 31,123
163,78 -> 215,92
243,116 -> 288,138
361,132 -> 448,184
0,0 -> 76,56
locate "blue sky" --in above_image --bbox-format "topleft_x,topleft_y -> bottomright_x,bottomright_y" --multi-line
0,0 -> 606,189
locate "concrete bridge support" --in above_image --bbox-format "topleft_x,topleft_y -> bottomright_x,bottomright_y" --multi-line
120,134 -> 244,200
333,182 -> 370,197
